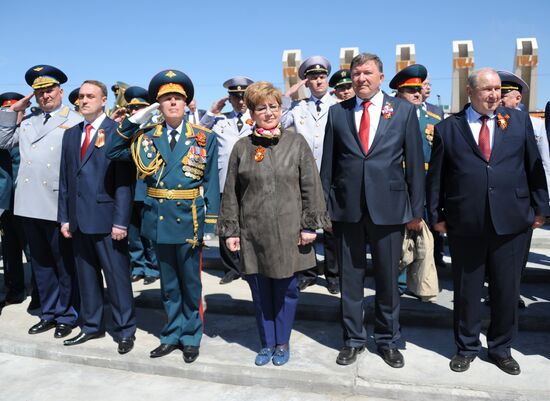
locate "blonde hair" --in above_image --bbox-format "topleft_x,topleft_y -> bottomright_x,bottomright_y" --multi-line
244,81 -> 282,111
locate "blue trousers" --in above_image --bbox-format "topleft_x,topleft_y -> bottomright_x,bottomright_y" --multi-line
155,243 -> 202,346
245,274 -> 299,348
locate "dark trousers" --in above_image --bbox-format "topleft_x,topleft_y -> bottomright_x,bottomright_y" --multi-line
334,213 -> 404,349
21,217 -> 77,325
1,211 -> 28,296
245,273 -> 299,348
433,230 -> 446,264
155,243 -> 203,346
128,201 -> 159,278
301,229 -> 338,280
73,230 -> 136,339
448,224 -> 527,359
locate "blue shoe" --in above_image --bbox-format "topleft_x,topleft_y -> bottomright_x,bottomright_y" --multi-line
272,345 -> 290,366
255,347 -> 275,366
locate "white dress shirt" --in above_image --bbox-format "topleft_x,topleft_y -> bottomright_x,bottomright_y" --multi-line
354,90 -> 384,148
466,105 -> 496,147
82,113 -> 107,145
166,121 -> 184,144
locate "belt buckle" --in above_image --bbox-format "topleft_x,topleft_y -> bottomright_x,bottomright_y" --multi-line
166,189 -> 174,200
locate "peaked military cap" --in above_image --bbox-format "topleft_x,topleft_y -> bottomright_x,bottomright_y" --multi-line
124,86 -> 150,107
223,76 -> 254,98
68,88 -> 80,107
329,69 -> 352,88
25,65 -> 68,90
299,56 -> 331,80
148,69 -> 194,102
0,92 -> 24,108
497,70 -> 529,96
389,64 -> 427,90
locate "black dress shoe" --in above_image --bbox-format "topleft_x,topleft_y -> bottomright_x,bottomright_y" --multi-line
489,355 -> 521,375
183,345 -> 199,363
327,279 -> 340,295
63,331 -> 104,346
54,323 -> 73,338
28,319 -> 56,334
131,274 -> 144,283
336,345 -> 365,365
298,277 -> 316,291
450,354 -> 476,372
143,276 -> 158,285
219,271 -> 239,285
150,343 -> 178,358
518,298 -> 526,309
378,347 -> 404,368
118,337 -> 135,354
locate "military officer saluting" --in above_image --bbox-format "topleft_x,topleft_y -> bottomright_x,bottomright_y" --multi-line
0,65 -> 82,337
108,69 -> 219,364
199,76 -> 254,285
329,69 -> 355,102
281,56 -> 339,293
68,88 -> 80,112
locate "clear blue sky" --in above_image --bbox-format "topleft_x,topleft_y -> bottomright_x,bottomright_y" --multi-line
2,0 -> 549,111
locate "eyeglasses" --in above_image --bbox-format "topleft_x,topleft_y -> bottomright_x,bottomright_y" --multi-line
254,104 -> 280,114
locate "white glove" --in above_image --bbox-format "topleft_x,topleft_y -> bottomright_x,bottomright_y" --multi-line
128,102 -> 160,125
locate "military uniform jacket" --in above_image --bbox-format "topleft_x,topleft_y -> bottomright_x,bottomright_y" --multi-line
0,106 -> 83,221
418,107 -> 443,167
200,110 -> 253,191
280,92 -> 337,171
107,118 -> 220,245
217,128 -> 330,279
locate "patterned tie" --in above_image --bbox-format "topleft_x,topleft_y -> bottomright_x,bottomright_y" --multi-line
236,113 -> 243,132
169,130 -> 178,150
316,99 -> 322,113
80,123 -> 92,160
359,101 -> 372,154
478,115 -> 491,161
43,113 -> 51,125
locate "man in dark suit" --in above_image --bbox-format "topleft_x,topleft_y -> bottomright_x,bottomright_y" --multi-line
321,53 -> 425,367
186,99 -> 206,125
427,68 -> 549,375
58,80 -> 136,354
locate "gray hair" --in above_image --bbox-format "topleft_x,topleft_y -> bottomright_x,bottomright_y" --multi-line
350,53 -> 383,73
467,68 -> 498,89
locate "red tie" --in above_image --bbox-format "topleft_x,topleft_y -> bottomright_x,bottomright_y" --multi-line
478,115 -> 491,161
359,100 -> 371,154
81,123 -> 92,160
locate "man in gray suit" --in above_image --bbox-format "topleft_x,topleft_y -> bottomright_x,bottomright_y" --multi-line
0,65 -> 82,337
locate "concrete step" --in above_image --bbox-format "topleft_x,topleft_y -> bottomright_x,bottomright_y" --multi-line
0,303 -> 549,401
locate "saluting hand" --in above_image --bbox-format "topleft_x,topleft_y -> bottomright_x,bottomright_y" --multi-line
285,79 -> 307,98
10,92 -> 34,113
298,231 -> 316,246
110,107 -> 127,123
226,237 -> 240,252
112,226 -> 127,241
128,102 -> 160,125
210,97 -> 229,114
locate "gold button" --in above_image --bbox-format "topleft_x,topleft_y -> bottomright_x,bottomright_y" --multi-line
159,199 -> 164,203
177,184 -> 182,188
160,182 -> 164,187
42,181 -> 47,185
24,178 -> 29,182
176,202 -> 182,206
32,145 -> 36,148
176,218 -> 181,223
47,163 -> 51,168
159,216 -> 164,221
27,161 -> 31,165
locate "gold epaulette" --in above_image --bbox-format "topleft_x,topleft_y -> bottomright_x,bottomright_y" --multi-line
426,110 -> 442,121
189,123 -> 212,133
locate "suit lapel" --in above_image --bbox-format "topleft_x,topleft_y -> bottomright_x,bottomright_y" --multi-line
455,109 -> 486,161
79,118 -> 110,170
366,94 -> 392,156
489,107 -> 506,162
32,106 -> 70,144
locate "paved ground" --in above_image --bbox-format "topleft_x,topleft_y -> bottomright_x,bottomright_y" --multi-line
0,228 -> 549,401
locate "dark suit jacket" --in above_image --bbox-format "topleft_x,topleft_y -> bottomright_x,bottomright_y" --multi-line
58,117 -> 132,234
426,102 -> 444,119
545,101 -> 550,144
320,93 -> 425,225
426,105 -> 550,236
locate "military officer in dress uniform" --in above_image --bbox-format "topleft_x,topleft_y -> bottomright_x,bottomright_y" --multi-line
199,76 -> 254,285
329,69 -> 355,102
121,86 -> 160,285
0,92 -> 32,306
281,56 -> 339,294
421,76 -> 445,119
0,65 -> 82,337
68,88 -> 80,112
108,69 -> 220,364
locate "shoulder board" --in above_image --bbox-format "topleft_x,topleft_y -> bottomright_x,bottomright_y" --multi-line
426,110 -> 442,121
190,123 -> 212,133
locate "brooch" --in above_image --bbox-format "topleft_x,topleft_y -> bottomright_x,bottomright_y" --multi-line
497,113 -> 510,130
254,146 -> 265,162
196,131 -> 207,147
381,102 -> 394,120
95,129 -> 105,148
